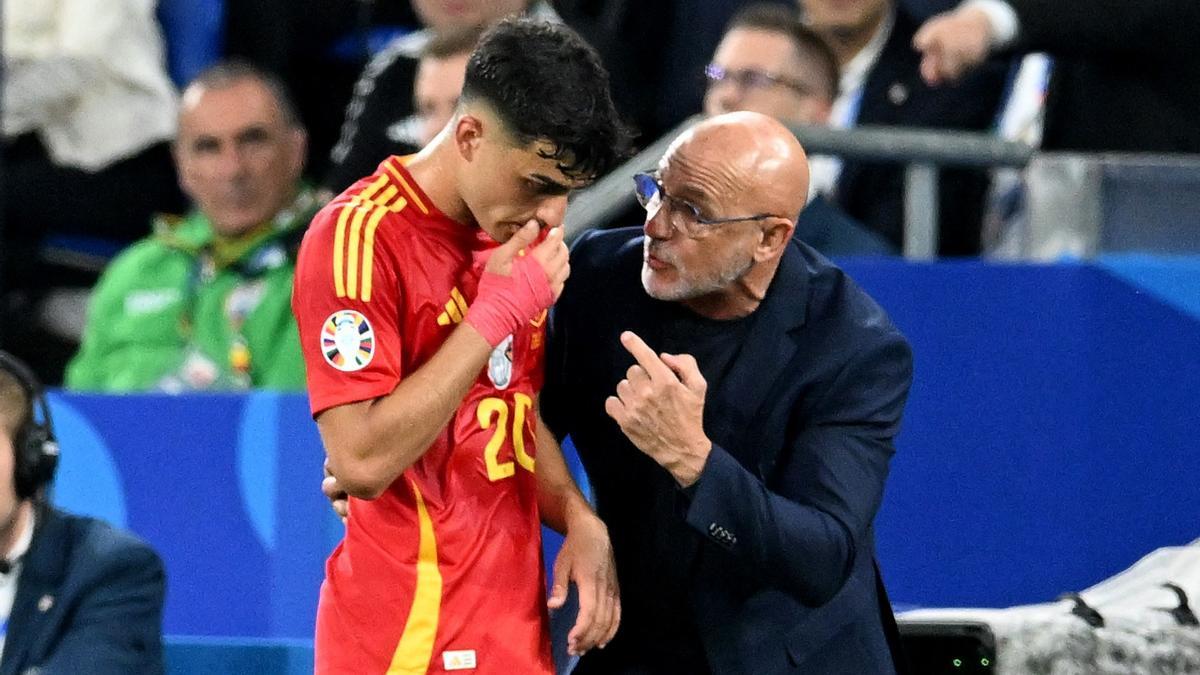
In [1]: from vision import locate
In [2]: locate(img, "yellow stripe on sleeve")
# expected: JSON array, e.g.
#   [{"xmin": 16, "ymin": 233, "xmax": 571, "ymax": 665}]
[
  {"xmin": 375, "ymin": 184, "xmax": 399, "ymax": 208},
  {"xmin": 449, "ymin": 287, "xmax": 468, "ymax": 315},
  {"xmin": 361, "ymin": 174, "xmax": 388, "ymax": 201},
  {"xmin": 360, "ymin": 205, "xmax": 389, "ymax": 302},
  {"xmin": 333, "ymin": 175, "xmax": 388, "ymax": 297},
  {"xmin": 385, "ymin": 161, "xmax": 430, "ymax": 215},
  {"xmin": 387, "ymin": 481, "xmax": 442, "ymax": 674},
  {"xmin": 345, "ymin": 205, "xmax": 370, "ymax": 300},
  {"xmin": 332, "ymin": 205, "xmax": 352, "ymax": 298}
]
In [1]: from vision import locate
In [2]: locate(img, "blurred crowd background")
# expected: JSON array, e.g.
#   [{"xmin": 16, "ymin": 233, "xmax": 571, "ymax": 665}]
[
  {"xmin": 6, "ymin": 0, "xmax": 1195, "ymax": 390},
  {"xmin": 3, "ymin": 3, "xmax": 1199, "ymax": 673}
]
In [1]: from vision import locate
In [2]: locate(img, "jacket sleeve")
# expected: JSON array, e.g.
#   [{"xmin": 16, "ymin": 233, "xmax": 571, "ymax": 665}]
[
  {"xmin": 40, "ymin": 543, "xmax": 167, "ymax": 675},
  {"xmin": 682, "ymin": 331, "xmax": 913, "ymax": 606}
]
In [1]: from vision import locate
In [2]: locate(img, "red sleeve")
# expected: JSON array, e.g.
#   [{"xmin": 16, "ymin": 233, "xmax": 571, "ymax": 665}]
[{"xmin": 292, "ymin": 200, "xmax": 406, "ymax": 416}]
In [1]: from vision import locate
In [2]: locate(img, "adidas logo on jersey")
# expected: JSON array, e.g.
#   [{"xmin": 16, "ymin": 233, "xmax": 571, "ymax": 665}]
[{"xmin": 437, "ymin": 288, "xmax": 470, "ymax": 326}]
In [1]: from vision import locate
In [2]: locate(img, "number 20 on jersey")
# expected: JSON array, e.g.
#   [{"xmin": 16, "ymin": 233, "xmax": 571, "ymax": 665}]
[{"xmin": 476, "ymin": 393, "xmax": 535, "ymax": 481}]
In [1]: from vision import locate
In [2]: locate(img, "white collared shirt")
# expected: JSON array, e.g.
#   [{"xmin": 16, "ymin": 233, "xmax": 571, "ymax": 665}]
[
  {"xmin": 0, "ymin": 510, "xmax": 36, "ymax": 662},
  {"xmin": 831, "ymin": 8, "xmax": 895, "ymax": 131},
  {"xmin": 809, "ymin": 8, "xmax": 896, "ymax": 198}
]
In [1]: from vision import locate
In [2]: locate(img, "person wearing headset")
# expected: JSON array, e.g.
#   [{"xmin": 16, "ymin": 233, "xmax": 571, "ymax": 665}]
[{"xmin": 0, "ymin": 352, "xmax": 166, "ymax": 675}]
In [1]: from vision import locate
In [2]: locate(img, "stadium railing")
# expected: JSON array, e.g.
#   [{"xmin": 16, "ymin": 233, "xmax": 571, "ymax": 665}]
[{"xmin": 564, "ymin": 118, "xmax": 1200, "ymax": 260}]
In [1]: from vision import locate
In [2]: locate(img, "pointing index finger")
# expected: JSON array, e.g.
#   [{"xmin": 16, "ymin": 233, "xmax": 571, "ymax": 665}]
[{"xmin": 620, "ymin": 331, "xmax": 673, "ymax": 381}]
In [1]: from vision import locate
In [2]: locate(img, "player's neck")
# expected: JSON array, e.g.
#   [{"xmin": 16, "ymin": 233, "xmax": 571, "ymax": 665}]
[{"xmin": 405, "ymin": 136, "xmax": 477, "ymax": 229}]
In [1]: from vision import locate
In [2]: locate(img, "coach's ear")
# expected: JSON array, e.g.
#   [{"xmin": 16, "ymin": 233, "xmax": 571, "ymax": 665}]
[
  {"xmin": 754, "ymin": 216, "xmax": 795, "ymax": 263},
  {"xmin": 454, "ymin": 113, "xmax": 484, "ymax": 162}
]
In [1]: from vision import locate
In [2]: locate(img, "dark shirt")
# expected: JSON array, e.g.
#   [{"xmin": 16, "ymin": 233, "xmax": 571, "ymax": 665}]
[{"xmin": 641, "ymin": 306, "xmax": 752, "ymax": 674}]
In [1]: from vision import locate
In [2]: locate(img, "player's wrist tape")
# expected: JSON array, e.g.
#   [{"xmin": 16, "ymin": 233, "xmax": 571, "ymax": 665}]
[{"xmin": 466, "ymin": 257, "xmax": 554, "ymax": 347}]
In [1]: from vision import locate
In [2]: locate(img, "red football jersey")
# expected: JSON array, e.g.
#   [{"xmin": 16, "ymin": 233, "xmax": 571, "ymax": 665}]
[{"xmin": 292, "ymin": 157, "xmax": 552, "ymax": 674}]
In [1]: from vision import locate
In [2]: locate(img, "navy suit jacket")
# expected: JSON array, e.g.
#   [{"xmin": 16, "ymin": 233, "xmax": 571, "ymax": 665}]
[
  {"xmin": 836, "ymin": 6, "xmax": 1008, "ymax": 255},
  {"xmin": 0, "ymin": 507, "xmax": 166, "ymax": 675},
  {"xmin": 544, "ymin": 228, "xmax": 913, "ymax": 674},
  {"xmin": 796, "ymin": 196, "xmax": 897, "ymax": 257}
]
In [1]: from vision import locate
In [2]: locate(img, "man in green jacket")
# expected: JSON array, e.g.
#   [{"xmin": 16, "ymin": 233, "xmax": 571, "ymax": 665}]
[{"xmin": 66, "ymin": 61, "xmax": 317, "ymax": 391}]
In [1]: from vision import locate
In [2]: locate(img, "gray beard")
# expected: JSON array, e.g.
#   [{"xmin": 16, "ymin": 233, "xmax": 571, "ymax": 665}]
[{"xmin": 641, "ymin": 250, "xmax": 754, "ymax": 302}]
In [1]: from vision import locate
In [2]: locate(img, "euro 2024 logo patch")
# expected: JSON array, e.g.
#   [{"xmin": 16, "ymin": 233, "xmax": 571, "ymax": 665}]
[{"xmin": 322, "ymin": 310, "xmax": 374, "ymax": 372}]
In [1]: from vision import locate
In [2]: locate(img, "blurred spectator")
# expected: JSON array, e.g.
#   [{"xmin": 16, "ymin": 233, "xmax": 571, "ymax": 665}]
[
  {"xmin": 705, "ymin": 6, "xmax": 840, "ymax": 128},
  {"xmin": 557, "ymin": 0, "xmax": 794, "ymax": 149},
  {"xmin": 66, "ymin": 62, "xmax": 317, "ymax": 392},
  {"xmin": 411, "ymin": 28, "xmax": 481, "ymax": 149},
  {"xmin": 704, "ymin": 3, "xmax": 895, "ymax": 255},
  {"xmin": 222, "ymin": 0, "xmax": 418, "ymax": 180},
  {"xmin": 0, "ymin": 351, "xmax": 165, "ymax": 674},
  {"xmin": 1, "ymin": 0, "xmax": 186, "ymax": 298},
  {"xmin": 316, "ymin": 25, "xmax": 481, "ymax": 204},
  {"xmin": 798, "ymin": 0, "xmax": 1009, "ymax": 254},
  {"xmin": 914, "ymin": 1, "xmax": 1200, "ymax": 153},
  {"xmin": 574, "ymin": 4, "xmax": 894, "ymax": 257},
  {"xmin": 324, "ymin": 0, "xmax": 550, "ymax": 193}
]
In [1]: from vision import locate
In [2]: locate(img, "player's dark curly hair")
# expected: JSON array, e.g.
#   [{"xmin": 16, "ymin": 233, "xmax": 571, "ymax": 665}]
[{"xmin": 462, "ymin": 18, "xmax": 632, "ymax": 182}]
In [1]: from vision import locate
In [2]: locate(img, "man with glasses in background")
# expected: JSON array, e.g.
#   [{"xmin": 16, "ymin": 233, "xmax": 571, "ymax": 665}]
[{"xmin": 702, "ymin": 3, "xmax": 894, "ymax": 256}]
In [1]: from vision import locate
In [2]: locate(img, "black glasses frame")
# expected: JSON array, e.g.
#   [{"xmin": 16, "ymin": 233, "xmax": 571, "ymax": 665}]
[{"xmin": 633, "ymin": 172, "xmax": 779, "ymax": 233}]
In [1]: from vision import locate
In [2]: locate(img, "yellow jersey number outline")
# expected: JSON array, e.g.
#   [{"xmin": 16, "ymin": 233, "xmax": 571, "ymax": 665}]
[{"xmin": 476, "ymin": 393, "xmax": 536, "ymax": 481}]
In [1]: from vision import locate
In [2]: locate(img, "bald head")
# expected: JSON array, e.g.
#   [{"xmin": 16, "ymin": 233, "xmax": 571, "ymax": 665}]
[
  {"xmin": 665, "ymin": 112, "xmax": 809, "ymax": 223},
  {"xmin": 642, "ymin": 112, "xmax": 810, "ymax": 318}
]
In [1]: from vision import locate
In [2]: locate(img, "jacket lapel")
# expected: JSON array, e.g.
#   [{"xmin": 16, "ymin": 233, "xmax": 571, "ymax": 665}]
[
  {"xmin": 1, "ymin": 508, "xmax": 69, "ymax": 675},
  {"xmin": 705, "ymin": 241, "xmax": 809, "ymax": 471}
]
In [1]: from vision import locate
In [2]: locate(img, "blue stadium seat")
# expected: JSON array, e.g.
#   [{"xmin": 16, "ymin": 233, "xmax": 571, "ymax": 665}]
[{"xmin": 157, "ymin": 0, "xmax": 225, "ymax": 87}]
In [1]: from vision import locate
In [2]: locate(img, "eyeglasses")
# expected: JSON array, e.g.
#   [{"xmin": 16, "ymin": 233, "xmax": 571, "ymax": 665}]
[
  {"xmin": 704, "ymin": 63, "xmax": 814, "ymax": 97},
  {"xmin": 633, "ymin": 172, "xmax": 777, "ymax": 236}
]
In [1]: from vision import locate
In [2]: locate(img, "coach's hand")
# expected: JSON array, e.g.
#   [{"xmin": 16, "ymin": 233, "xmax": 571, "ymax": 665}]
[
  {"xmin": 548, "ymin": 511, "xmax": 620, "ymax": 656},
  {"xmin": 606, "ymin": 331, "xmax": 712, "ymax": 488},
  {"xmin": 322, "ymin": 457, "xmax": 349, "ymax": 523}
]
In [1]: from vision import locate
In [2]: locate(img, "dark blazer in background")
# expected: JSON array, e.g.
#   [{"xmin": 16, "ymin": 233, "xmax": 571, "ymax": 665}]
[
  {"xmin": 835, "ymin": 6, "xmax": 1009, "ymax": 255},
  {"xmin": 544, "ymin": 228, "xmax": 914, "ymax": 674},
  {"xmin": 1008, "ymin": 0, "xmax": 1200, "ymax": 153},
  {"xmin": 797, "ymin": 196, "xmax": 898, "ymax": 257},
  {"xmin": 0, "ymin": 507, "xmax": 166, "ymax": 675}
]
